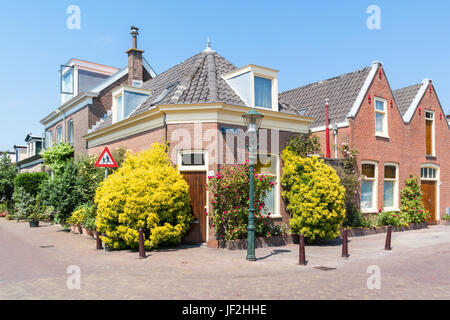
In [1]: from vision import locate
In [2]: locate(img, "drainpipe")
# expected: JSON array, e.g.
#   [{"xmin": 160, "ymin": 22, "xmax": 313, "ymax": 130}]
[
  {"xmin": 163, "ymin": 112, "xmax": 167, "ymax": 151},
  {"xmin": 62, "ymin": 112, "xmax": 67, "ymax": 143},
  {"xmin": 325, "ymin": 99, "xmax": 331, "ymax": 158}
]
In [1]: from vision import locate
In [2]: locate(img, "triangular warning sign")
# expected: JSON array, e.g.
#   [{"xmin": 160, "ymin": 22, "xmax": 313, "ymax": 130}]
[{"xmin": 94, "ymin": 147, "xmax": 118, "ymax": 168}]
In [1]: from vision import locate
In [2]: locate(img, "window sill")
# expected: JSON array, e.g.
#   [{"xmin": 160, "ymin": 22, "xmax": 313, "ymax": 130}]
[
  {"xmin": 375, "ymin": 133, "xmax": 390, "ymax": 139},
  {"xmin": 426, "ymin": 155, "xmax": 436, "ymax": 161},
  {"xmin": 361, "ymin": 208, "xmax": 378, "ymax": 214},
  {"xmin": 382, "ymin": 207, "xmax": 400, "ymax": 212}
]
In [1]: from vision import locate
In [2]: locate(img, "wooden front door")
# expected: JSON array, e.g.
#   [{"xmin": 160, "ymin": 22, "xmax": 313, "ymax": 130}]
[
  {"xmin": 181, "ymin": 172, "xmax": 207, "ymax": 243},
  {"xmin": 421, "ymin": 181, "xmax": 436, "ymax": 222}
]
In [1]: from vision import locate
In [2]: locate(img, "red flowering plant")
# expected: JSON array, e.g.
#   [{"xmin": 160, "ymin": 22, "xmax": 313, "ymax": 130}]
[
  {"xmin": 400, "ymin": 174, "xmax": 430, "ymax": 223},
  {"xmin": 207, "ymin": 162, "xmax": 275, "ymax": 240}
]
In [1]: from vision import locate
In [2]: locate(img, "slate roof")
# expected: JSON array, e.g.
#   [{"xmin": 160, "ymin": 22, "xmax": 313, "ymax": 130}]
[
  {"xmin": 279, "ymin": 66, "xmax": 372, "ymax": 128},
  {"xmin": 91, "ymin": 50, "xmax": 246, "ymax": 132},
  {"xmin": 392, "ymin": 83, "xmax": 422, "ymax": 116}
]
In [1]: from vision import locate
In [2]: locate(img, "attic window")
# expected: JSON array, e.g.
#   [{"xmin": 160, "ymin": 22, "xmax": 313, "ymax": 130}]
[
  {"xmin": 254, "ymin": 76, "xmax": 272, "ymax": 109},
  {"xmin": 112, "ymin": 86, "xmax": 151, "ymax": 123},
  {"xmin": 153, "ymin": 84, "xmax": 177, "ymax": 105},
  {"xmin": 222, "ymin": 65, "xmax": 278, "ymax": 111}
]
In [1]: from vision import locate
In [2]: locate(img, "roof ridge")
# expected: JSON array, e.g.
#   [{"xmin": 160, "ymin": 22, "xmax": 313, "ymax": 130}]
[
  {"xmin": 392, "ymin": 83, "xmax": 422, "ymax": 92},
  {"xmin": 280, "ymin": 65, "xmax": 371, "ymax": 96},
  {"xmin": 169, "ymin": 52, "xmax": 206, "ymax": 104},
  {"xmin": 206, "ymin": 52, "xmax": 218, "ymax": 102}
]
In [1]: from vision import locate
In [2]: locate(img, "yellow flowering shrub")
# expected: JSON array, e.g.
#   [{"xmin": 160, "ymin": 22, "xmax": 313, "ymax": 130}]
[
  {"xmin": 94, "ymin": 143, "xmax": 192, "ymax": 249},
  {"xmin": 281, "ymin": 147, "xmax": 346, "ymax": 242}
]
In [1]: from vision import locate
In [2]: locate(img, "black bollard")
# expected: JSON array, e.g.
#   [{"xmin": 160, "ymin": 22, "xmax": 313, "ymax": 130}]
[
  {"xmin": 385, "ymin": 225, "xmax": 392, "ymax": 250},
  {"xmin": 299, "ymin": 234, "xmax": 306, "ymax": 265},
  {"xmin": 139, "ymin": 227, "xmax": 146, "ymax": 259},
  {"xmin": 342, "ymin": 228, "xmax": 349, "ymax": 258},
  {"xmin": 96, "ymin": 231, "xmax": 103, "ymax": 250}
]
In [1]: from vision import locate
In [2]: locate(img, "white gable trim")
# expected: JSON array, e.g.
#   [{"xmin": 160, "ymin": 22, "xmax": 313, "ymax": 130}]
[
  {"xmin": 403, "ymin": 79, "xmax": 430, "ymax": 123},
  {"xmin": 346, "ymin": 61, "xmax": 380, "ymax": 119},
  {"xmin": 309, "ymin": 121, "xmax": 349, "ymax": 132},
  {"xmin": 143, "ymin": 57, "xmax": 157, "ymax": 78},
  {"xmin": 91, "ymin": 67, "xmax": 128, "ymax": 93}
]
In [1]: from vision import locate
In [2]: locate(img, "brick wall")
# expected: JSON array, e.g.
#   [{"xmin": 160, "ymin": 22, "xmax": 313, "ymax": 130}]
[
  {"xmin": 311, "ymin": 65, "xmax": 450, "ymax": 219},
  {"xmin": 88, "ymin": 121, "xmax": 298, "ymax": 241}
]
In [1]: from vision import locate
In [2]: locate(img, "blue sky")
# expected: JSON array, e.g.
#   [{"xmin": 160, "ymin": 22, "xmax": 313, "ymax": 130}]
[{"xmin": 1, "ymin": 0, "xmax": 449, "ymax": 151}]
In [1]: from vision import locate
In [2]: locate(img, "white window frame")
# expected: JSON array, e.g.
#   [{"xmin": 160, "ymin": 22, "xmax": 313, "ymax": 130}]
[
  {"xmin": 383, "ymin": 162, "xmax": 399, "ymax": 211},
  {"xmin": 255, "ymin": 153, "xmax": 280, "ymax": 218},
  {"xmin": 67, "ymin": 120, "xmax": 74, "ymax": 146},
  {"xmin": 112, "ymin": 86, "xmax": 151, "ymax": 124},
  {"xmin": 177, "ymin": 150, "xmax": 208, "ymax": 172},
  {"xmin": 425, "ymin": 110, "xmax": 435, "ymax": 156},
  {"xmin": 374, "ymin": 97, "xmax": 389, "ymax": 138},
  {"xmin": 253, "ymin": 74, "xmax": 274, "ymax": 110},
  {"xmin": 46, "ymin": 131, "xmax": 53, "ymax": 149},
  {"xmin": 56, "ymin": 126, "xmax": 63, "ymax": 143},
  {"xmin": 361, "ymin": 160, "xmax": 378, "ymax": 213},
  {"xmin": 222, "ymin": 64, "xmax": 279, "ymax": 111}
]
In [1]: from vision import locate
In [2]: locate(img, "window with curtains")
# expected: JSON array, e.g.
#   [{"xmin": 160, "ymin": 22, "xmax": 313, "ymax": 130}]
[
  {"xmin": 255, "ymin": 154, "xmax": 279, "ymax": 216},
  {"xmin": 68, "ymin": 120, "xmax": 74, "ymax": 146},
  {"xmin": 374, "ymin": 97, "xmax": 388, "ymax": 137},
  {"xmin": 254, "ymin": 76, "xmax": 272, "ymax": 109},
  {"xmin": 56, "ymin": 126, "xmax": 62, "ymax": 143},
  {"xmin": 361, "ymin": 162, "xmax": 377, "ymax": 211},
  {"xmin": 383, "ymin": 164, "xmax": 398, "ymax": 210}
]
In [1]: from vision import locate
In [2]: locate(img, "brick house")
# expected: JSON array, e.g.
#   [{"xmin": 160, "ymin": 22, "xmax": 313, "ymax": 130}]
[
  {"xmin": 84, "ymin": 36, "xmax": 313, "ymax": 245},
  {"xmin": 279, "ymin": 61, "xmax": 450, "ymax": 222},
  {"xmin": 39, "ymin": 27, "xmax": 156, "ymax": 157}
]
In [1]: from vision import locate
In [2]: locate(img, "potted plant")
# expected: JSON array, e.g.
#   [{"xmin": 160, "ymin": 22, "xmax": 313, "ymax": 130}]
[
  {"xmin": 82, "ymin": 216, "xmax": 96, "ymax": 238},
  {"xmin": 28, "ymin": 211, "xmax": 41, "ymax": 228}
]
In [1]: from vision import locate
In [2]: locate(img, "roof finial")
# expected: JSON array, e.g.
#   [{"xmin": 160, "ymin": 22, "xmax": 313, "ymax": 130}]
[{"xmin": 204, "ymin": 36, "xmax": 214, "ymax": 52}]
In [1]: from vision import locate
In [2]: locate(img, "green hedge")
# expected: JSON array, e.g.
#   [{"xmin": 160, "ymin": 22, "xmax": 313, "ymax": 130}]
[{"xmin": 14, "ymin": 172, "xmax": 48, "ymax": 197}]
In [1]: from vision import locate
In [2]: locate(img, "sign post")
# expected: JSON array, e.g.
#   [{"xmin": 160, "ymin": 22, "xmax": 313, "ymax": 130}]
[{"xmin": 94, "ymin": 147, "xmax": 118, "ymax": 182}]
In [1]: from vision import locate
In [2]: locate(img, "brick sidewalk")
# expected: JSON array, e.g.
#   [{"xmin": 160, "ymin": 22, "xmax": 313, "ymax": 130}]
[{"xmin": 0, "ymin": 218, "xmax": 449, "ymax": 299}]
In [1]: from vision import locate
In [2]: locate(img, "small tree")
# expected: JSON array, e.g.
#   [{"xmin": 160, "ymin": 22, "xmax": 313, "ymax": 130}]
[
  {"xmin": 42, "ymin": 143, "xmax": 74, "ymax": 176},
  {"xmin": 281, "ymin": 148, "xmax": 346, "ymax": 242},
  {"xmin": 13, "ymin": 172, "xmax": 47, "ymax": 197},
  {"xmin": 95, "ymin": 143, "xmax": 192, "ymax": 250},
  {"xmin": 286, "ymin": 131, "xmax": 321, "ymax": 158},
  {"xmin": 40, "ymin": 161, "xmax": 81, "ymax": 224},
  {"xmin": 207, "ymin": 162, "xmax": 275, "ymax": 240},
  {"xmin": 400, "ymin": 175, "xmax": 430, "ymax": 223},
  {"xmin": 0, "ymin": 153, "xmax": 18, "ymax": 204}
]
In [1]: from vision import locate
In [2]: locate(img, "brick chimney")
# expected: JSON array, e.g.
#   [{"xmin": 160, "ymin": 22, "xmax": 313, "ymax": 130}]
[{"xmin": 126, "ymin": 26, "xmax": 144, "ymax": 86}]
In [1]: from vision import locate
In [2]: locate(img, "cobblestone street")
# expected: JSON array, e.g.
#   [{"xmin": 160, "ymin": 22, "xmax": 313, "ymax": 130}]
[{"xmin": 0, "ymin": 218, "xmax": 449, "ymax": 300}]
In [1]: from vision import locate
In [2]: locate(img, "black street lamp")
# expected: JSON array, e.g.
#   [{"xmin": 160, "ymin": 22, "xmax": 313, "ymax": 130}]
[{"xmin": 242, "ymin": 108, "xmax": 264, "ymax": 261}]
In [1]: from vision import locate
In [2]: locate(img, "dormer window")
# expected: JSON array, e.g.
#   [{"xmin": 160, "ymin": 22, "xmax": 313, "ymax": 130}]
[
  {"xmin": 61, "ymin": 66, "xmax": 74, "ymax": 103},
  {"xmin": 254, "ymin": 76, "xmax": 272, "ymax": 109},
  {"xmin": 223, "ymin": 64, "xmax": 278, "ymax": 111},
  {"xmin": 112, "ymin": 86, "xmax": 151, "ymax": 123}
]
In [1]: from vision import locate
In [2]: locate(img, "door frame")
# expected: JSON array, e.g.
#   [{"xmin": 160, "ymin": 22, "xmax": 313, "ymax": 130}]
[
  {"xmin": 420, "ymin": 163, "xmax": 440, "ymax": 221},
  {"xmin": 177, "ymin": 150, "xmax": 209, "ymax": 242}
]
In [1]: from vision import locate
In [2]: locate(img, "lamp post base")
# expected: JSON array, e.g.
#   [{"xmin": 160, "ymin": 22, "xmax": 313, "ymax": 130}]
[{"xmin": 246, "ymin": 255, "xmax": 256, "ymax": 262}]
